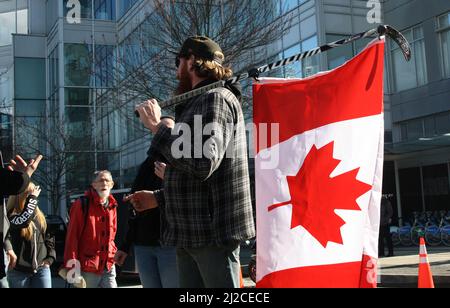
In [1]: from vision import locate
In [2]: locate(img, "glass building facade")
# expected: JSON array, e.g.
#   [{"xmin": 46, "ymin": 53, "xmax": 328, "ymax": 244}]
[
  {"xmin": 0, "ymin": 0, "xmax": 28, "ymax": 162},
  {"xmin": 2, "ymin": 0, "xmax": 450, "ymax": 218}
]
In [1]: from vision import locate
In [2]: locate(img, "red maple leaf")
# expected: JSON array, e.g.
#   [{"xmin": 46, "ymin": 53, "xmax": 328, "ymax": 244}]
[{"xmin": 268, "ymin": 142, "xmax": 372, "ymax": 248}]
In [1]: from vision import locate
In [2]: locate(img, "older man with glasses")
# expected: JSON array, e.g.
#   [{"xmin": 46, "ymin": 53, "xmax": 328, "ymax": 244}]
[{"xmin": 61, "ymin": 170, "xmax": 119, "ymax": 288}]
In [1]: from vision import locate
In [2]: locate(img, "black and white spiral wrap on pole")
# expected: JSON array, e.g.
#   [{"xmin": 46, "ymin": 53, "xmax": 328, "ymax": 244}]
[{"xmin": 135, "ymin": 25, "xmax": 411, "ymax": 115}]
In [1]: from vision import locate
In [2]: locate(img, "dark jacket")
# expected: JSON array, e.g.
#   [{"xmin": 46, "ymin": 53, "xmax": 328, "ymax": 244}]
[
  {"xmin": 380, "ymin": 198, "xmax": 393, "ymax": 226},
  {"xmin": 1, "ymin": 169, "xmax": 30, "ymax": 239},
  {"xmin": 120, "ymin": 154, "xmax": 165, "ymax": 253},
  {"xmin": 1, "ymin": 168, "xmax": 30, "ymax": 279},
  {"xmin": 151, "ymin": 80, "xmax": 255, "ymax": 248},
  {"xmin": 63, "ymin": 189, "xmax": 118, "ymax": 275},
  {"xmin": 5, "ymin": 205, "xmax": 56, "ymax": 274}
]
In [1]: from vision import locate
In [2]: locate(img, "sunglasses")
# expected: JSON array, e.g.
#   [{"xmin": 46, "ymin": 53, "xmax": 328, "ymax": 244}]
[{"xmin": 175, "ymin": 53, "xmax": 191, "ymax": 68}]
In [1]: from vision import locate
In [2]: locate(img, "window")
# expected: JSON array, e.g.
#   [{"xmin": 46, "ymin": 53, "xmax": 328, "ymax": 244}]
[
  {"xmin": 15, "ymin": 100, "xmax": 45, "ymax": 117},
  {"xmin": 438, "ymin": 12, "xmax": 450, "ymax": 78},
  {"xmin": 15, "ymin": 58, "xmax": 46, "ymax": 100},
  {"xmin": 301, "ymin": 36, "xmax": 318, "ymax": 77},
  {"xmin": 64, "ymin": 44, "xmax": 92, "ymax": 87},
  {"xmin": 0, "ymin": 67, "xmax": 13, "ymax": 107},
  {"xmin": 94, "ymin": 0, "xmax": 115, "ymax": 20},
  {"xmin": 399, "ymin": 118, "xmax": 423, "ymax": 141},
  {"xmin": 326, "ymin": 34, "xmax": 372, "ymax": 70},
  {"xmin": 281, "ymin": 36, "xmax": 318, "ymax": 78},
  {"xmin": 327, "ymin": 34, "xmax": 354, "ymax": 69},
  {"xmin": 95, "ymin": 45, "xmax": 115, "ymax": 88},
  {"xmin": 422, "ymin": 164, "xmax": 450, "ymax": 212},
  {"xmin": 64, "ymin": 0, "xmax": 92, "ymax": 19},
  {"xmin": 391, "ymin": 26, "xmax": 427, "ymax": 92},
  {"xmin": 399, "ymin": 167, "xmax": 423, "ymax": 215},
  {"xmin": 65, "ymin": 88, "xmax": 90, "ymax": 106},
  {"xmin": 16, "ymin": 9, "xmax": 27, "ymax": 33},
  {"xmin": 118, "ymin": 0, "xmax": 139, "ymax": 19},
  {"xmin": 0, "ymin": 9, "xmax": 27, "ymax": 46},
  {"xmin": 66, "ymin": 152, "xmax": 95, "ymax": 192},
  {"xmin": 65, "ymin": 106, "xmax": 93, "ymax": 150},
  {"xmin": 267, "ymin": 53, "xmax": 284, "ymax": 78},
  {"xmin": 283, "ymin": 44, "xmax": 301, "ymax": 77},
  {"xmin": 281, "ymin": 0, "xmax": 298, "ymax": 14},
  {"xmin": 399, "ymin": 112, "xmax": 450, "ymax": 141},
  {"xmin": 0, "ymin": 11, "xmax": 15, "ymax": 46},
  {"xmin": 48, "ymin": 47, "xmax": 59, "ymax": 95}
]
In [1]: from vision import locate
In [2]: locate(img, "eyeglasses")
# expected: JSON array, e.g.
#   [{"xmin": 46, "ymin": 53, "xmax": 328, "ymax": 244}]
[{"xmin": 94, "ymin": 178, "xmax": 113, "ymax": 184}]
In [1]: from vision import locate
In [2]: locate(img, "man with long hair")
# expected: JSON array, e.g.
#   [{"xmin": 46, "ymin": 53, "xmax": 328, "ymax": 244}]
[{"xmin": 128, "ymin": 36, "xmax": 255, "ymax": 288}]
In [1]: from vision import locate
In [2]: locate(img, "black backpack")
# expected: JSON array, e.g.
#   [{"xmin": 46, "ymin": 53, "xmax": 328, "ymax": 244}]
[{"xmin": 67, "ymin": 195, "xmax": 90, "ymax": 236}]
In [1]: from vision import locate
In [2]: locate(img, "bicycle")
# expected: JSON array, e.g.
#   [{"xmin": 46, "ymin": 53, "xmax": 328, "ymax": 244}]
[
  {"xmin": 440, "ymin": 211, "xmax": 450, "ymax": 247},
  {"xmin": 397, "ymin": 217, "xmax": 413, "ymax": 246},
  {"xmin": 410, "ymin": 212, "xmax": 426, "ymax": 246},
  {"xmin": 424, "ymin": 211, "xmax": 442, "ymax": 246},
  {"xmin": 390, "ymin": 225, "xmax": 401, "ymax": 246}
]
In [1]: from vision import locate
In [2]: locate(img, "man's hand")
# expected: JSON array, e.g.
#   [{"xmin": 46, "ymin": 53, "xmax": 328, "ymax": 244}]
[
  {"xmin": 8, "ymin": 154, "xmax": 43, "ymax": 178},
  {"xmin": 123, "ymin": 191, "xmax": 158, "ymax": 212},
  {"xmin": 135, "ymin": 99, "xmax": 162, "ymax": 134},
  {"xmin": 7, "ymin": 250, "xmax": 17, "ymax": 270},
  {"xmin": 154, "ymin": 161, "xmax": 167, "ymax": 180},
  {"xmin": 114, "ymin": 250, "xmax": 128, "ymax": 266}
]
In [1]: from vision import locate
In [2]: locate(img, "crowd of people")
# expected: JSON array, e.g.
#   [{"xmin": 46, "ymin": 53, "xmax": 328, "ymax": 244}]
[{"xmin": 1, "ymin": 36, "xmax": 255, "ymax": 288}]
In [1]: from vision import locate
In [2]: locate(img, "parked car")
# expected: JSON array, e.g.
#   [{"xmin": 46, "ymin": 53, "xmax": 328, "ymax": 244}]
[{"xmin": 45, "ymin": 214, "xmax": 67, "ymax": 276}]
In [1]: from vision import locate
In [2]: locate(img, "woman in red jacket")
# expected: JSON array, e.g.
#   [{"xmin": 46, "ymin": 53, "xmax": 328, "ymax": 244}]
[{"xmin": 62, "ymin": 170, "xmax": 118, "ymax": 288}]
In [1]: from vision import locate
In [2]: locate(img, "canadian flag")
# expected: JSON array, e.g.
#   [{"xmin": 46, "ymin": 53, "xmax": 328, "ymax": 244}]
[{"xmin": 253, "ymin": 39, "xmax": 385, "ymax": 288}]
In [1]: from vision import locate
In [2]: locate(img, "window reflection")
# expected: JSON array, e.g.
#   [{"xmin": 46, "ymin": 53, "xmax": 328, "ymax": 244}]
[
  {"xmin": 63, "ymin": 0, "xmax": 115, "ymax": 20},
  {"xmin": 64, "ymin": 44, "xmax": 91, "ymax": 87},
  {"xmin": 0, "ymin": 9, "xmax": 27, "ymax": 46}
]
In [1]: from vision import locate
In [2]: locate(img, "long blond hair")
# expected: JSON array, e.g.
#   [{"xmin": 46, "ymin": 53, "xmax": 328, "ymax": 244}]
[
  {"xmin": 192, "ymin": 51, "xmax": 233, "ymax": 81},
  {"xmin": 7, "ymin": 182, "xmax": 46, "ymax": 241}
]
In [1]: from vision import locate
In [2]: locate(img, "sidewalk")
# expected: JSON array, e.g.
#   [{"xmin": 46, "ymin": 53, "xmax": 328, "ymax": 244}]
[
  {"xmin": 378, "ymin": 246, "xmax": 450, "ymax": 287},
  {"xmin": 240, "ymin": 245, "xmax": 450, "ymax": 288},
  {"xmin": 52, "ymin": 246, "xmax": 449, "ymax": 288}
]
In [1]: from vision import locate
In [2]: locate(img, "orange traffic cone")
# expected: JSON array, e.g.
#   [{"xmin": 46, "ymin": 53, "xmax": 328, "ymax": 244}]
[
  {"xmin": 239, "ymin": 268, "xmax": 244, "ymax": 288},
  {"xmin": 418, "ymin": 237, "xmax": 434, "ymax": 288}
]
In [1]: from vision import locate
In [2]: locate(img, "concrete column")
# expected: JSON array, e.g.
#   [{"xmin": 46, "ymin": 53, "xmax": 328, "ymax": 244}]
[
  {"xmin": 394, "ymin": 160, "xmax": 403, "ymax": 226},
  {"xmin": 419, "ymin": 166, "xmax": 426, "ymax": 212}
]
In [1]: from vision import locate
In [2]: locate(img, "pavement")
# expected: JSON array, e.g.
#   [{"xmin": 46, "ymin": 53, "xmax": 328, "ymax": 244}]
[
  {"xmin": 378, "ymin": 246, "xmax": 450, "ymax": 287},
  {"xmin": 51, "ymin": 245, "xmax": 450, "ymax": 288}
]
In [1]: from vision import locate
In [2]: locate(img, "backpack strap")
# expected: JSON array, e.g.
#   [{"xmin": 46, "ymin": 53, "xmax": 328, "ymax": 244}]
[{"xmin": 79, "ymin": 196, "xmax": 90, "ymax": 236}]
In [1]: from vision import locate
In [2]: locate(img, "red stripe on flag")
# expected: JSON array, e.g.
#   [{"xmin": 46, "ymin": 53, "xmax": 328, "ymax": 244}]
[
  {"xmin": 256, "ymin": 261, "xmax": 363, "ymax": 288},
  {"xmin": 359, "ymin": 254, "xmax": 378, "ymax": 288},
  {"xmin": 253, "ymin": 41, "xmax": 384, "ymax": 154}
]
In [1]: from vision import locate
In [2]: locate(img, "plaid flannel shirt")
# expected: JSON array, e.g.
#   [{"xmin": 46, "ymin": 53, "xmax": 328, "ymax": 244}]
[{"xmin": 151, "ymin": 84, "xmax": 255, "ymax": 248}]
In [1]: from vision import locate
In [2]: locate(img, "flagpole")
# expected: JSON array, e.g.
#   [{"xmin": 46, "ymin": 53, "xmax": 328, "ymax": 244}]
[{"xmin": 135, "ymin": 25, "xmax": 411, "ymax": 115}]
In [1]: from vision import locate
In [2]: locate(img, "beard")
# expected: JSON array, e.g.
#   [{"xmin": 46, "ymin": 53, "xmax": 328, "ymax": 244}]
[
  {"xmin": 96, "ymin": 189, "xmax": 111, "ymax": 199},
  {"xmin": 176, "ymin": 64, "xmax": 192, "ymax": 95}
]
